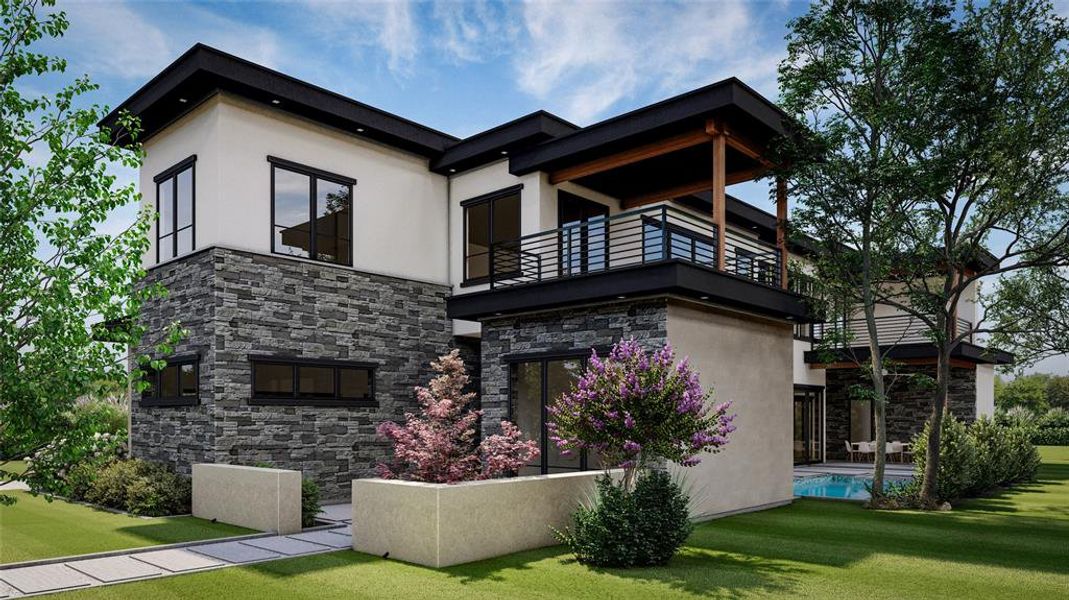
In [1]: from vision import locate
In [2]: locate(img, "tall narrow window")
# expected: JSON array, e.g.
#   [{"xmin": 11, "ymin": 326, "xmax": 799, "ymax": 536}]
[
  {"xmin": 462, "ymin": 185, "xmax": 522, "ymax": 282},
  {"xmin": 155, "ymin": 156, "xmax": 196, "ymax": 263},
  {"xmin": 269, "ymin": 157, "xmax": 354, "ymax": 266}
]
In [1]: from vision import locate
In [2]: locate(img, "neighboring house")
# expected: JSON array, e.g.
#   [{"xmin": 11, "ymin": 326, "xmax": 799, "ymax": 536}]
[{"xmin": 103, "ymin": 44, "xmax": 1007, "ymax": 513}]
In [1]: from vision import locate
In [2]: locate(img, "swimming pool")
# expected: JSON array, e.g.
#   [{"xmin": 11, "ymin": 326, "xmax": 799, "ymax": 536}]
[{"xmin": 793, "ymin": 474, "xmax": 910, "ymax": 501}]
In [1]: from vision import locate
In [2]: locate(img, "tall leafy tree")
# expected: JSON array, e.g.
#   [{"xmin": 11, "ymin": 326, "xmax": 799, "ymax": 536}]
[
  {"xmin": 875, "ymin": 0, "xmax": 1069, "ymax": 506},
  {"xmin": 0, "ymin": 0, "xmax": 177, "ymax": 501},
  {"xmin": 986, "ymin": 268, "xmax": 1069, "ymax": 368},
  {"xmin": 777, "ymin": 0, "xmax": 928, "ymax": 502}
]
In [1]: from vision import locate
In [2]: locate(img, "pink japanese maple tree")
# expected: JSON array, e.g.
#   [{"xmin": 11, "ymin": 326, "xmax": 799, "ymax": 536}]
[{"xmin": 377, "ymin": 349, "xmax": 539, "ymax": 483}]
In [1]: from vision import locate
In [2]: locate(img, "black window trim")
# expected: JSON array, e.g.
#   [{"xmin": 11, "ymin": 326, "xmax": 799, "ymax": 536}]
[
  {"xmin": 507, "ymin": 351, "xmax": 595, "ymax": 474},
  {"xmin": 140, "ymin": 354, "xmax": 200, "ymax": 408},
  {"xmin": 640, "ymin": 214, "xmax": 717, "ymax": 266},
  {"xmin": 461, "ymin": 184, "xmax": 523, "ymax": 284},
  {"xmin": 155, "ymin": 155, "xmax": 196, "ymax": 264},
  {"xmin": 268, "ymin": 156, "xmax": 356, "ymax": 267},
  {"xmin": 249, "ymin": 355, "xmax": 377, "ymax": 407}
]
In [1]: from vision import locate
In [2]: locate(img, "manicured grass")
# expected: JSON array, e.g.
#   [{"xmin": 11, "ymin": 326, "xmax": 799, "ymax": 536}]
[
  {"xmin": 61, "ymin": 447, "xmax": 1069, "ymax": 599},
  {"xmin": 0, "ymin": 491, "xmax": 253, "ymax": 564},
  {"xmin": 0, "ymin": 460, "xmax": 27, "ymax": 478}
]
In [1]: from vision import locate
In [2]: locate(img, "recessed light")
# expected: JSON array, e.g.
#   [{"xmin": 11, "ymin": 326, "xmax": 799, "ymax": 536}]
[
  {"xmin": 178, "ymin": 97, "xmax": 188, "ymax": 104},
  {"xmin": 500, "ymin": 150, "xmax": 508, "ymax": 155},
  {"xmin": 699, "ymin": 295, "xmax": 710, "ymax": 300},
  {"xmin": 271, "ymin": 99, "xmax": 281, "ymax": 105},
  {"xmin": 494, "ymin": 312, "xmax": 503, "ymax": 316},
  {"xmin": 616, "ymin": 295, "xmax": 627, "ymax": 300},
  {"xmin": 449, "ymin": 168, "xmax": 456, "ymax": 173},
  {"xmin": 356, "ymin": 128, "xmax": 365, "ymax": 133}
]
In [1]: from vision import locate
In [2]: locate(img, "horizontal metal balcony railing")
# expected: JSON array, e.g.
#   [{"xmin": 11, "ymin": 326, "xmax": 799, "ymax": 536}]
[
  {"xmin": 477, "ymin": 204, "xmax": 783, "ymax": 290},
  {"xmin": 810, "ymin": 314, "xmax": 974, "ymax": 348}
]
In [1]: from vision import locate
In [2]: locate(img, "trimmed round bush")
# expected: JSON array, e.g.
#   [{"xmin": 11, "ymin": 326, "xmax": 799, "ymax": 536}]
[
  {"xmin": 1032, "ymin": 427, "xmax": 1069, "ymax": 446},
  {"xmin": 555, "ymin": 471, "xmax": 692, "ymax": 568},
  {"xmin": 911, "ymin": 416, "xmax": 979, "ymax": 502},
  {"xmin": 301, "ymin": 478, "xmax": 321, "ymax": 527},
  {"xmin": 85, "ymin": 459, "xmax": 190, "ymax": 516}
]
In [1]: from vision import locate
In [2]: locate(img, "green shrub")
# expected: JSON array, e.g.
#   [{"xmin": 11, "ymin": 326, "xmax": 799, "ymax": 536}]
[
  {"xmin": 1004, "ymin": 426, "xmax": 1042, "ymax": 482},
  {"xmin": 1032, "ymin": 426, "xmax": 1069, "ymax": 445},
  {"xmin": 911, "ymin": 416, "xmax": 978, "ymax": 502},
  {"xmin": 556, "ymin": 471, "xmax": 692, "ymax": 568},
  {"xmin": 73, "ymin": 399, "xmax": 129, "ymax": 436},
  {"xmin": 85, "ymin": 459, "xmax": 190, "ymax": 516},
  {"xmin": 301, "ymin": 478, "xmax": 321, "ymax": 527},
  {"xmin": 970, "ymin": 417, "xmax": 1014, "ymax": 492}
]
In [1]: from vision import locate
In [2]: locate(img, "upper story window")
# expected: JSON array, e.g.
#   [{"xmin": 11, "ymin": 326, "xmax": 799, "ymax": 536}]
[
  {"xmin": 155, "ymin": 156, "xmax": 196, "ymax": 263},
  {"xmin": 463, "ymin": 185, "xmax": 522, "ymax": 282},
  {"xmin": 269, "ymin": 156, "xmax": 355, "ymax": 267}
]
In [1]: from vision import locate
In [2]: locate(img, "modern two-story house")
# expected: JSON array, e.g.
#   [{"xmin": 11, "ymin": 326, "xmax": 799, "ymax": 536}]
[{"xmin": 104, "ymin": 45, "xmax": 1008, "ymax": 515}]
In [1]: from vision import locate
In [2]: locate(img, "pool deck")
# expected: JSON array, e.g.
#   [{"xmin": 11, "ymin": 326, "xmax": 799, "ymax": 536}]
[{"xmin": 794, "ymin": 461, "xmax": 914, "ymax": 479}]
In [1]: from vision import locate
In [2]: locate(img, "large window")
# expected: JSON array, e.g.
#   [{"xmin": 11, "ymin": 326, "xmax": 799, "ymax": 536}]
[
  {"xmin": 155, "ymin": 156, "xmax": 196, "ymax": 262},
  {"xmin": 462, "ymin": 185, "xmax": 522, "ymax": 282},
  {"xmin": 270, "ymin": 156, "xmax": 354, "ymax": 266},
  {"xmin": 250, "ymin": 357, "xmax": 375, "ymax": 406},
  {"xmin": 141, "ymin": 357, "xmax": 199, "ymax": 407},
  {"xmin": 509, "ymin": 352, "xmax": 599, "ymax": 475}
]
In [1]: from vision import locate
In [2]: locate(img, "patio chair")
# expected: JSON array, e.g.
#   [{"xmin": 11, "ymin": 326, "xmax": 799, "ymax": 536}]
[
  {"xmin": 887, "ymin": 441, "xmax": 904, "ymax": 463},
  {"xmin": 856, "ymin": 441, "xmax": 876, "ymax": 462},
  {"xmin": 844, "ymin": 440, "xmax": 857, "ymax": 462}
]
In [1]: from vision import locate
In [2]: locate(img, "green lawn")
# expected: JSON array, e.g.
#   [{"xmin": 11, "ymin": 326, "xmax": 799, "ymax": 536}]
[
  {"xmin": 0, "ymin": 491, "xmax": 253, "ymax": 564},
  {"xmin": 0, "ymin": 459, "xmax": 27, "ymax": 478},
  {"xmin": 52, "ymin": 447, "xmax": 1069, "ymax": 599}
]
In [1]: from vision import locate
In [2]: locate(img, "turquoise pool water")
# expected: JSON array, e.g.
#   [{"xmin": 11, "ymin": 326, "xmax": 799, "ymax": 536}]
[{"xmin": 793, "ymin": 474, "xmax": 909, "ymax": 500}]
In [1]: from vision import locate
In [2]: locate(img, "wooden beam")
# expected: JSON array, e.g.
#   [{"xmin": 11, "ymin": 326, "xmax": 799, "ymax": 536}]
[
  {"xmin": 548, "ymin": 128, "xmax": 712, "ymax": 184},
  {"xmin": 707, "ymin": 118, "xmax": 773, "ymax": 167},
  {"xmin": 712, "ymin": 135, "xmax": 727, "ymax": 270},
  {"xmin": 620, "ymin": 167, "xmax": 770, "ymax": 209},
  {"xmin": 776, "ymin": 178, "xmax": 789, "ymax": 290}
]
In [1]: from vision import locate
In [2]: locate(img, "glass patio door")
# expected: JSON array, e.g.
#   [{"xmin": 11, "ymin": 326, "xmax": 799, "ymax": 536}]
[
  {"xmin": 510, "ymin": 355, "xmax": 594, "ymax": 475},
  {"xmin": 559, "ymin": 192, "xmax": 609, "ymax": 276},
  {"xmin": 793, "ymin": 386, "xmax": 824, "ymax": 464}
]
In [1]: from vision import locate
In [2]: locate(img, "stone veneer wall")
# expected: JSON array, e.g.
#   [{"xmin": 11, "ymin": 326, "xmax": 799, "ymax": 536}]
[
  {"xmin": 478, "ymin": 300, "xmax": 669, "ymax": 439},
  {"xmin": 133, "ymin": 247, "xmax": 453, "ymax": 500},
  {"xmin": 824, "ymin": 363, "xmax": 978, "ymax": 460}
]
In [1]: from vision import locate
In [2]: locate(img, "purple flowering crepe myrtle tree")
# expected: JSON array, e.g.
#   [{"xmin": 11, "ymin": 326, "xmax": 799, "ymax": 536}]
[
  {"xmin": 377, "ymin": 349, "xmax": 539, "ymax": 484},
  {"xmin": 548, "ymin": 338, "xmax": 736, "ymax": 492}
]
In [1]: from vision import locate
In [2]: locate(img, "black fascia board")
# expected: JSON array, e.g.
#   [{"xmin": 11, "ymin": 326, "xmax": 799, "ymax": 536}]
[
  {"xmin": 507, "ymin": 78, "xmax": 789, "ymax": 176},
  {"xmin": 445, "ymin": 261, "xmax": 812, "ymax": 322},
  {"xmin": 803, "ymin": 343, "xmax": 1015, "ymax": 366},
  {"xmin": 99, "ymin": 43, "xmax": 458, "ymax": 157},
  {"xmin": 431, "ymin": 111, "xmax": 579, "ymax": 175}
]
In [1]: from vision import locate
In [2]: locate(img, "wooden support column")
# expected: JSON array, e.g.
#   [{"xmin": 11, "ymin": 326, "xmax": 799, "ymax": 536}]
[
  {"xmin": 776, "ymin": 178, "xmax": 789, "ymax": 290},
  {"xmin": 710, "ymin": 122, "xmax": 727, "ymax": 270}
]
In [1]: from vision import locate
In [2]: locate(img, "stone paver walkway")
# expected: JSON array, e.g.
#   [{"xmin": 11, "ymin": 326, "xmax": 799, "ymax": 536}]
[
  {"xmin": 0, "ymin": 515, "xmax": 353, "ymax": 598},
  {"xmin": 793, "ymin": 461, "xmax": 914, "ymax": 479}
]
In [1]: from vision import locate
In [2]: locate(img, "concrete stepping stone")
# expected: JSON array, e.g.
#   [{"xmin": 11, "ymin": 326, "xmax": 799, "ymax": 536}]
[
  {"xmin": 132, "ymin": 548, "xmax": 225, "ymax": 573},
  {"xmin": 189, "ymin": 541, "xmax": 282, "ymax": 564},
  {"xmin": 0, "ymin": 580, "xmax": 17, "ymax": 599},
  {"xmin": 68, "ymin": 555, "xmax": 165, "ymax": 583},
  {"xmin": 240, "ymin": 537, "xmax": 332, "ymax": 556},
  {"xmin": 287, "ymin": 530, "xmax": 353, "ymax": 549},
  {"xmin": 0, "ymin": 563, "xmax": 95, "ymax": 594}
]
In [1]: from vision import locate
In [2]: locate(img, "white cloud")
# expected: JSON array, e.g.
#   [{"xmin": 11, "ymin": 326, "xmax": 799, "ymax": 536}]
[
  {"xmin": 513, "ymin": 0, "xmax": 783, "ymax": 123},
  {"xmin": 433, "ymin": 0, "xmax": 519, "ymax": 63},
  {"xmin": 58, "ymin": 0, "xmax": 172, "ymax": 79},
  {"xmin": 301, "ymin": 0, "xmax": 419, "ymax": 76}
]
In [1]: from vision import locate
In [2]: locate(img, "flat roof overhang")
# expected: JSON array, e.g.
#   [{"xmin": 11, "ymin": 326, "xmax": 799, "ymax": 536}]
[
  {"xmin": 804, "ymin": 343, "xmax": 1015, "ymax": 366},
  {"xmin": 508, "ymin": 78, "xmax": 788, "ymax": 178},
  {"xmin": 99, "ymin": 44, "xmax": 458, "ymax": 156},
  {"xmin": 446, "ymin": 261, "xmax": 814, "ymax": 322}
]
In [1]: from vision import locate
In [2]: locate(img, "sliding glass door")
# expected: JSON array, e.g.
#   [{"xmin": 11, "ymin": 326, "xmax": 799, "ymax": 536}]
[
  {"xmin": 793, "ymin": 386, "xmax": 824, "ymax": 464},
  {"xmin": 509, "ymin": 355, "xmax": 595, "ymax": 475}
]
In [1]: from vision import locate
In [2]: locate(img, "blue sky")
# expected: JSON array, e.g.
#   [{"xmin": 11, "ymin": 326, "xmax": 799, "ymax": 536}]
[{"xmin": 35, "ymin": 0, "xmax": 1069, "ymax": 375}]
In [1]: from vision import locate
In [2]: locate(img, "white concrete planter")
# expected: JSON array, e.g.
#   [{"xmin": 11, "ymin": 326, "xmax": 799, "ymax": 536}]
[
  {"xmin": 192, "ymin": 464, "xmax": 302, "ymax": 534},
  {"xmin": 352, "ymin": 471, "xmax": 618, "ymax": 568}
]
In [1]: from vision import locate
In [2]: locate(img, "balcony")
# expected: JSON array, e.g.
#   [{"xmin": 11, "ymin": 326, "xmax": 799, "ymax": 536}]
[
  {"xmin": 448, "ymin": 204, "xmax": 811, "ymax": 322},
  {"xmin": 808, "ymin": 315, "xmax": 974, "ymax": 347},
  {"xmin": 802, "ymin": 314, "xmax": 1014, "ymax": 366},
  {"xmin": 480, "ymin": 204, "xmax": 783, "ymax": 290}
]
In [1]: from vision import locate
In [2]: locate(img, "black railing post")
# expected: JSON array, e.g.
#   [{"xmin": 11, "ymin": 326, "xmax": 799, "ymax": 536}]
[
  {"xmin": 488, "ymin": 243, "xmax": 496, "ymax": 289},
  {"xmin": 660, "ymin": 205, "xmax": 669, "ymax": 262}
]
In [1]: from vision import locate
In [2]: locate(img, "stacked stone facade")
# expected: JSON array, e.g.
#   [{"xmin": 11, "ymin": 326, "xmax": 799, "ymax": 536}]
[
  {"xmin": 133, "ymin": 247, "xmax": 453, "ymax": 500},
  {"xmin": 824, "ymin": 363, "xmax": 978, "ymax": 460},
  {"xmin": 478, "ymin": 300, "xmax": 669, "ymax": 438}
]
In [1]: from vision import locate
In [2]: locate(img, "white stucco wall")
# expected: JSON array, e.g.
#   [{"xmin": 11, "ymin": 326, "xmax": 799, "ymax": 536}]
[
  {"xmin": 976, "ymin": 363, "xmax": 995, "ymax": 418},
  {"xmin": 793, "ymin": 339, "xmax": 825, "ymax": 387},
  {"xmin": 666, "ymin": 302, "xmax": 795, "ymax": 520},
  {"xmin": 141, "ymin": 93, "xmax": 450, "ymax": 285}
]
